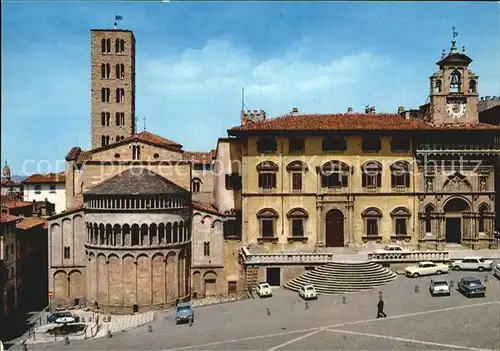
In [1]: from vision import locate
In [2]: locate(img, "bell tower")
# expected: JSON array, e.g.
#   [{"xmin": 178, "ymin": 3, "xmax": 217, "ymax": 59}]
[
  {"xmin": 428, "ymin": 31, "xmax": 479, "ymax": 125},
  {"xmin": 90, "ymin": 28, "xmax": 136, "ymax": 149}
]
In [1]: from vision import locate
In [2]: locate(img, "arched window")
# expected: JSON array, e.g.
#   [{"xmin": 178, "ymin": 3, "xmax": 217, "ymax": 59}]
[
  {"xmin": 116, "ymin": 136, "xmax": 120, "ymax": 142},
  {"xmin": 434, "ymin": 79, "xmax": 442, "ymax": 93},
  {"xmin": 106, "ymin": 39, "xmax": 111, "ymax": 53},
  {"xmin": 101, "ymin": 88, "xmax": 110, "ymax": 103},
  {"xmin": 390, "ymin": 207, "xmax": 411, "ymax": 236},
  {"xmin": 390, "ymin": 161, "xmax": 410, "ymax": 189},
  {"xmin": 105, "ymin": 135, "xmax": 110, "ymax": 145},
  {"xmin": 450, "ymin": 70, "xmax": 461, "ymax": 93},
  {"xmin": 140, "ymin": 224, "xmax": 148, "ymax": 246},
  {"xmin": 424, "ymin": 205, "xmax": 435, "ymax": 233},
  {"xmin": 286, "ymin": 161, "xmax": 308, "ymax": 192},
  {"xmin": 173, "ymin": 222, "xmax": 178, "ymax": 243},
  {"xmin": 468, "ymin": 80, "xmax": 476, "ymax": 94},
  {"xmin": 101, "ymin": 135, "xmax": 106, "ymax": 147},
  {"xmin": 257, "ymin": 161, "xmax": 278, "ymax": 190},
  {"xmin": 257, "ymin": 208, "xmax": 278, "ymax": 241},
  {"xmin": 320, "ymin": 161, "xmax": 349, "ymax": 189},
  {"xmin": 101, "ymin": 112, "xmax": 106, "ymax": 126},
  {"xmin": 115, "ymin": 39, "xmax": 125, "ymax": 53},
  {"xmin": 361, "ymin": 207, "xmax": 382, "ymax": 237},
  {"xmin": 116, "ymin": 64, "xmax": 125, "ymax": 79},
  {"xmin": 361, "ymin": 161, "xmax": 382, "ymax": 189},
  {"xmin": 287, "ymin": 208, "xmax": 308, "ymax": 239},
  {"xmin": 478, "ymin": 204, "xmax": 488, "ymax": 233},
  {"xmin": 192, "ymin": 178, "xmax": 201, "ymax": 193},
  {"xmin": 166, "ymin": 223, "xmax": 172, "ymax": 244},
  {"xmin": 131, "ymin": 224, "xmax": 139, "ymax": 246},
  {"xmin": 116, "ymin": 88, "xmax": 125, "ymax": 103},
  {"xmin": 101, "ymin": 39, "xmax": 106, "ymax": 53},
  {"xmin": 101, "ymin": 64, "xmax": 106, "ymax": 79}
]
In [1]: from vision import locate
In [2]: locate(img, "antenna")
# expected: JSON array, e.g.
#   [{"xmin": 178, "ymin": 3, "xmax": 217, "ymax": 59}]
[
  {"xmin": 143, "ymin": 116, "xmax": 147, "ymax": 131},
  {"xmin": 241, "ymin": 87, "xmax": 245, "ymax": 115}
]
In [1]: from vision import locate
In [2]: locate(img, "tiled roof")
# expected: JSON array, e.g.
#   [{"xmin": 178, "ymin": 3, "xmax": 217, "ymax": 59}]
[
  {"xmin": 0, "ymin": 213, "xmax": 20, "ymax": 224},
  {"xmin": 16, "ymin": 217, "xmax": 47, "ymax": 230},
  {"xmin": 1, "ymin": 196, "xmax": 32, "ymax": 209},
  {"xmin": 229, "ymin": 113, "xmax": 500, "ymax": 132},
  {"xmin": 85, "ymin": 168, "xmax": 188, "ymax": 195},
  {"xmin": 1, "ymin": 179, "xmax": 21, "ymax": 187},
  {"xmin": 66, "ymin": 131, "xmax": 183, "ymax": 163},
  {"xmin": 23, "ymin": 172, "xmax": 65, "ymax": 184},
  {"xmin": 183, "ymin": 150, "xmax": 216, "ymax": 164},
  {"xmin": 48, "ymin": 205, "xmax": 84, "ymax": 220},
  {"xmin": 192, "ymin": 201, "xmax": 220, "ymax": 215}
]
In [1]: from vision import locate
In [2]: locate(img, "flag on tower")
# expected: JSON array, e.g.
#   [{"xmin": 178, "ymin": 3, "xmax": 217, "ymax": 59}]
[{"xmin": 115, "ymin": 15, "xmax": 123, "ymax": 21}]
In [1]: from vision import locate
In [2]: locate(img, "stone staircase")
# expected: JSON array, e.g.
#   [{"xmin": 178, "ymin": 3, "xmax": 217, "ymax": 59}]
[{"xmin": 283, "ymin": 261, "xmax": 397, "ymax": 294}]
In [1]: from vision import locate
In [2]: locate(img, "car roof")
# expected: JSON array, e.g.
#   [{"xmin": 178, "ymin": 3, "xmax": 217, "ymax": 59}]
[
  {"xmin": 463, "ymin": 256, "xmax": 484, "ymax": 259},
  {"xmin": 419, "ymin": 261, "xmax": 434, "ymax": 264},
  {"xmin": 431, "ymin": 280, "xmax": 448, "ymax": 284},
  {"xmin": 258, "ymin": 282, "xmax": 269, "ymax": 285},
  {"xmin": 177, "ymin": 302, "xmax": 192, "ymax": 307},
  {"xmin": 461, "ymin": 277, "xmax": 481, "ymax": 282}
]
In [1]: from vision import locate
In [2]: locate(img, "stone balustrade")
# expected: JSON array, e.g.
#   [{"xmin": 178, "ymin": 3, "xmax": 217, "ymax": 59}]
[
  {"xmin": 240, "ymin": 247, "xmax": 335, "ymax": 265},
  {"xmin": 367, "ymin": 250, "xmax": 450, "ymax": 262}
]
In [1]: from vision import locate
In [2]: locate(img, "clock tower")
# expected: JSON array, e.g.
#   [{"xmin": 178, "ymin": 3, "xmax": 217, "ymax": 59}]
[{"xmin": 426, "ymin": 37, "xmax": 479, "ymax": 125}]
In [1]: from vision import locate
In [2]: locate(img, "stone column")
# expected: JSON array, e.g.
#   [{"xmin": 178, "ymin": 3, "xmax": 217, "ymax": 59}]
[
  {"xmin": 106, "ymin": 259, "xmax": 110, "ymax": 307},
  {"xmin": 316, "ymin": 204, "xmax": 324, "ymax": 247},
  {"xmin": 347, "ymin": 202, "xmax": 354, "ymax": 244}
]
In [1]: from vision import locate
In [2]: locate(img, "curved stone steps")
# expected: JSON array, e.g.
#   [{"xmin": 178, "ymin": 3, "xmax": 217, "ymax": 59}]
[{"xmin": 283, "ymin": 260, "xmax": 396, "ymax": 294}]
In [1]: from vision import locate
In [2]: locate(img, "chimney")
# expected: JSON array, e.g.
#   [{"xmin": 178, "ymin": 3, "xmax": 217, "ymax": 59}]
[
  {"xmin": 369, "ymin": 106, "xmax": 376, "ymax": 114},
  {"xmin": 291, "ymin": 107, "xmax": 299, "ymax": 116},
  {"xmin": 398, "ymin": 106, "xmax": 405, "ymax": 115},
  {"xmin": 365, "ymin": 105, "xmax": 370, "ymax": 114},
  {"xmin": 347, "ymin": 107, "xmax": 353, "ymax": 113},
  {"xmin": 241, "ymin": 111, "xmax": 249, "ymax": 126}
]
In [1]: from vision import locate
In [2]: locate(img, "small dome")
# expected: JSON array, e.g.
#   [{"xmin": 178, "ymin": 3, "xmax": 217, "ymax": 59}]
[{"xmin": 2, "ymin": 161, "xmax": 11, "ymax": 179}]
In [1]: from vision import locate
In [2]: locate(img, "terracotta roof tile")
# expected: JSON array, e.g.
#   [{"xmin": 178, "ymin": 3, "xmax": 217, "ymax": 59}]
[
  {"xmin": 130, "ymin": 131, "xmax": 182, "ymax": 148},
  {"xmin": 85, "ymin": 168, "xmax": 188, "ymax": 195},
  {"xmin": 1, "ymin": 196, "xmax": 33, "ymax": 209},
  {"xmin": 192, "ymin": 201, "xmax": 220, "ymax": 215},
  {"xmin": 1, "ymin": 179, "xmax": 21, "ymax": 187},
  {"xmin": 16, "ymin": 217, "xmax": 47, "ymax": 230},
  {"xmin": 23, "ymin": 172, "xmax": 65, "ymax": 184},
  {"xmin": 183, "ymin": 150, "xmax": 216, "ymax": 163},
  {"xmin": 48, "ymin": 205, "xmax": 84, "ymax": 220},
  {"xmin": 229, "ymin": 113, "xmax": 500, "ymax": 132},
  {"xmin": 0, "ymin": 213, "xmax": 20, "ymax": 223}
]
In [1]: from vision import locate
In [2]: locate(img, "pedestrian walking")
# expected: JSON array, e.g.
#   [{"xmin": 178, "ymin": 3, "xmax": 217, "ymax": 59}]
[{"xmin": 376, "ymin": 297, "xmax": 387, "ymax": 318}]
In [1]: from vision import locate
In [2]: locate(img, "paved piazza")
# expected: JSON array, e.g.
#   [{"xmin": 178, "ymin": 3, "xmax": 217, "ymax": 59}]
[{"xmin": 20, "ymin": 272, "xmax": 500, "ymax": 351}]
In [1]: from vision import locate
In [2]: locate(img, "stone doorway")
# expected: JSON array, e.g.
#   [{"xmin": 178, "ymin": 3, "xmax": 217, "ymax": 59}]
[
  {"xmin": 325, "ymin": 209, "xmax": 344, "ymax": 247},
  {"xmin": 266, "ymin": 267, "xmax": 281, "ymax": 287},
  {"xmin": 443, "ymin": 198, "xmax": 470, "ymax": 244},
  {"xmin": 445, "ymin": 218, "xmax": 461, "ymax": 243}
]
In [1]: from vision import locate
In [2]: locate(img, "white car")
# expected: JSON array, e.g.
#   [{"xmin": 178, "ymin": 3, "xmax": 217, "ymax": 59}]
[
  {"xmin": 405, "ymin": 261, "xmax": 449, "ymax": 278},
  {"xmin": 374, "ymin": 244, "xmax": 409, "ymax": 254},
  {"xmin": 493, "ymin": 263, "xmax": 500, "ymax": 278},
  {"xmin": 451, "ymin": 257, "xmax": 494, "ymax": 272},
  {"xmin": 298, "ymin": 284, "xmax": 317, "ymax": 300},
  {"xmin": 429, "ymin": 279, "xmax": 451, "ymax": 296},
  {"xmin": 256, "ymin": 282, "xmax": 273, "ymax": 298}
]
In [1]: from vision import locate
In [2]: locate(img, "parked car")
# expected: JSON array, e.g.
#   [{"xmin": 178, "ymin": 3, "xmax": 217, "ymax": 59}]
[
  {"xmin": 494, "ymin": 263, "xmax": 500, "ymax": 279},
  {"xmin": 299, "ymin": 284, "xmax": 318, "ymax": 300},
  {"xmin": 451, "ymin": 257, "xmax": 494, "ymax": 271},
  {"xmin": 47, "ymin": 311, "xmax": 78, "ymax": 324},
  {"xmin": 457, "ymin": 277, "xmax": 486, "ymax": 297},
  {"xmin": 256, "ymin": 282, "xmax": 273, "ymax": 298},
  {"xmin": 429, "ymin": 279, "xmax": 451, "ymax": 296},
  {"xmin": 175, "ymin": 301, "xmax": 194, "ymax": 324},
  {"xmin": 405, "ymin": 261, "xmax": 449, "ymax": 278},
  {"xmin": 374, "ymin": 245, "xmax": 408, "ymax": 254}
]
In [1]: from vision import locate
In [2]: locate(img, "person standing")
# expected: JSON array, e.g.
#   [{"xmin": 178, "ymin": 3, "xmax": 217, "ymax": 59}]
[{"xmin": 376, "ymin": 297, "xmax": 387, "ymax": 318}]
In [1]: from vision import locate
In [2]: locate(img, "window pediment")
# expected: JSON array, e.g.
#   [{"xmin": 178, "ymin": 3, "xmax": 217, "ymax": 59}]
[
  {"xmin": 256, "ymin": 161, "xmax": 278, "ymax": 172},
  {"xmin": 390, "ymin": 160, "xmax": 410, "ymax": 171},
  {"xmin": 362, "ymin": 207, "xmax": 383, "ymax": 218},
  {"xmin": 390, "ymin": 207, "xmax": 411, "ymax": 217},
  {"xmin": 286, "ymin": 161, "xmax": 308, "ymax": 172},
  {"xmin": 320, "ymin": 160, "xmax": 349, "ymax": 173},
  {"xmin": 257, "ymin": 208, "xmax": 279, "ymax": 218},
  {"xmin": 287, "ymin": 208, "xmax": 309, "ymax": 218}
]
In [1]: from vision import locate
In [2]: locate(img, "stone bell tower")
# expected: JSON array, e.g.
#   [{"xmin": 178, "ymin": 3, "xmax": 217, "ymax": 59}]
[
  {"xmin": 90, "ymin": 28, "xmax": 136, "ymax": 149},
  {"xmin": 427, "ymin": 34, "xmax": 479, "ymax": 126}
]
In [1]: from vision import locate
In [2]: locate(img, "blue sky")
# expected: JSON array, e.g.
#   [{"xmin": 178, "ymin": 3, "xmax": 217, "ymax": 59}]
[{"xmin": 2, "ymin": 2, "xmax": 499, "ymax": 175}]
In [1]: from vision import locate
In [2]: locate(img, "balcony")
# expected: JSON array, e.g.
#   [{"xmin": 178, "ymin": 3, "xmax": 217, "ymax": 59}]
[
  {"xmin": 392, "ymin": 186, "xmax": 408, "ymax": 193},
  {"xmin": 417, "ymin": 143, "xmax": 500, "ymax": 155},
  {"xmin": 365, "ymin": 186, "xmax": 379, "ymax": 193},
  {"xmin": 323, "ymin": 186, "xmax": 345, "ymax": 193}
]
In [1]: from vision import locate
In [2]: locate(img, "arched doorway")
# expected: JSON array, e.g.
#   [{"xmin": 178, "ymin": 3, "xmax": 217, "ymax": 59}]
[
  {"xmin": 443, "ymin": 198, "xmax": 470, "ymax": 244},
  {"xmin": 325, "ymin": 209, "xmax": 344, "ymax": 247}
]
